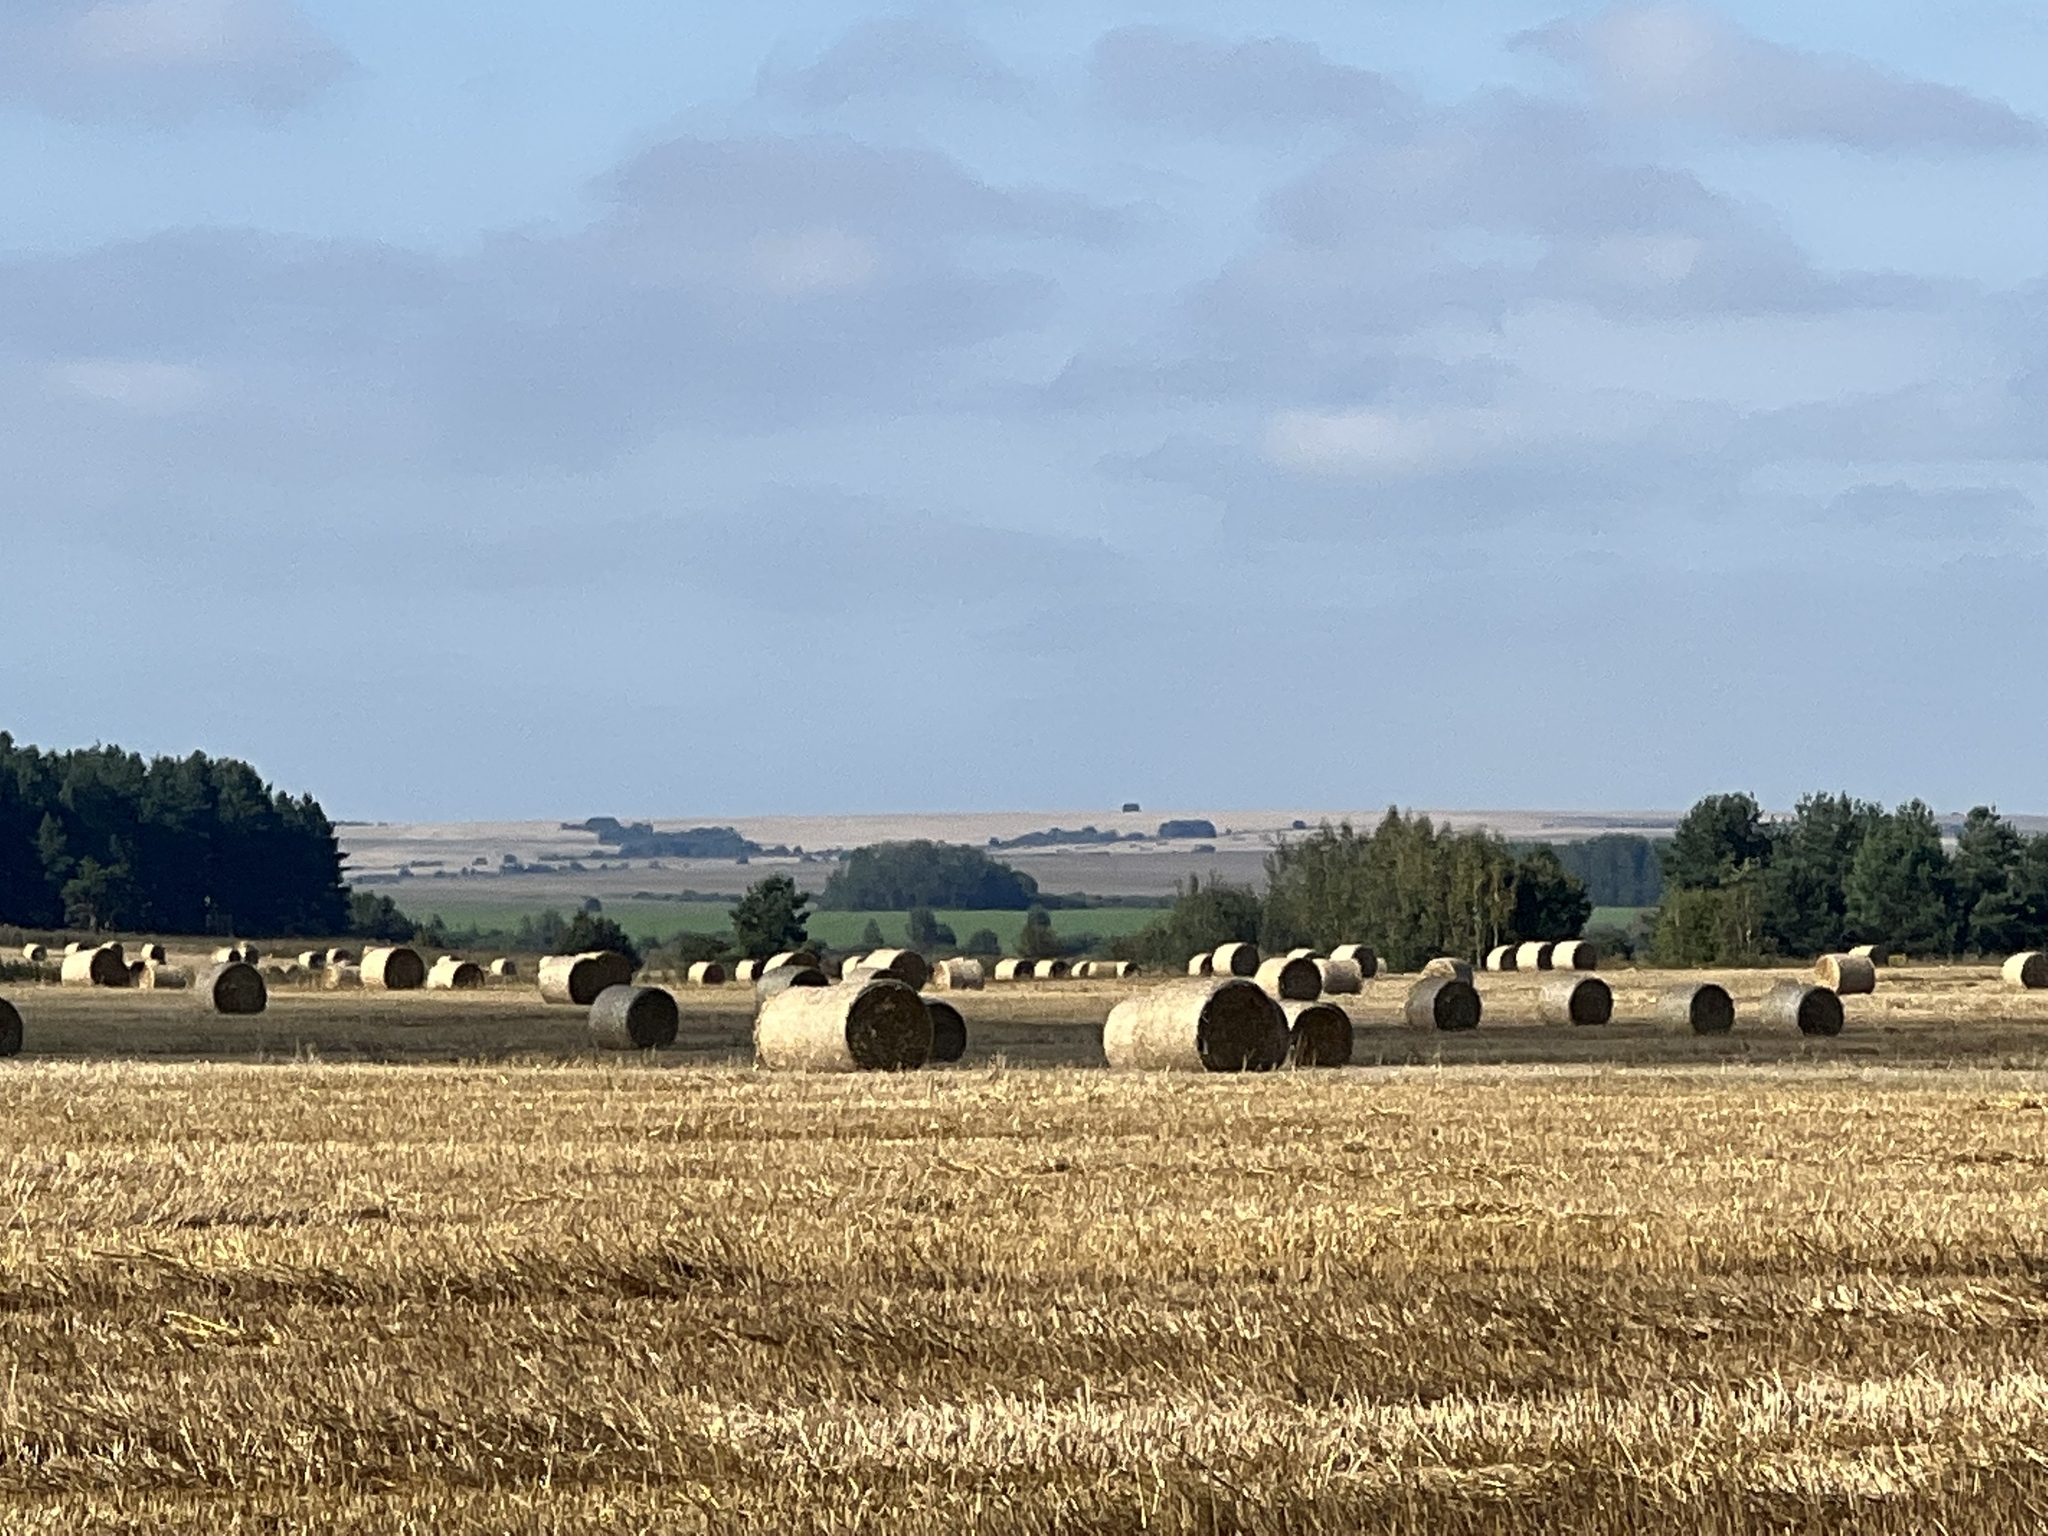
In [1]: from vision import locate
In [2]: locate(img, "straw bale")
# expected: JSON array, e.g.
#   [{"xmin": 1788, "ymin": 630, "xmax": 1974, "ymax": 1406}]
[
  {"xmin": 1093, "ymin": 960, "xmax": 1136, "ymax": 979},
  {"xmin": 587, "ymin": 984, "xmax": 679, "ymax": 1050},
  {"xmin": 1406, "ymin": 976, "xmax": 1481, "ymax": 1031},
  {"xmin": 930, "ymin": 958, "xmax": 985, "ymax": 991},
  {"xmin": 134, "ymin": 943, "xmax": 166, "ymax": 964},
  {"xmin": 686, "ymin": 960, "xmax": 727, "ymax": 985},
  {"xmin": 323, "ymin": 963, "xmax": 363, "ymax": 990},
  {"xmin": 755, "ymin": 977, "xmax": 932, "ymax": 1072},
  {"xmin": 196, "ymin": 961, "xmax": 267, "ymax": 1015},
  {"xmin": 488, "ymin": 957, "xmax": 518, "ymax": 978},
  {"xmin": 537, "ymin": 950, "xmax": 631, "ymax": 1005},
  {"xmin": 1286, "ymin": 947, "xmax": 1318, "ymax": 960},
  {"xmin": 1255, "ymin": 954, "xmax": 1322, "ymax": 1001},
  {"xmin": 137, "ymin": 962, "xmax": 189, "ymax": 990},
  {"xmin": 862, "ymin": 949, "xmax": 932, "ymax": 990},
  {"xmin": 1315, "ymin": 957, "xmax": 1363, "ymax": 995},
  {"xmin": 297, "ymin": 950, "xmax": 324, "ymax": 969},
  {"xmin": 1102, "ymin": 977, "xmax": 1289, "ymax": 1072},
  {"xmin": 427, "ymin": 956, "xmax": 485, "ymax": 991},
  {"xmin": 1814, "ymin": 953, "xmax": 1877, "ymax": 995},
  {"xmin": 19, "ymin": 944, "xmax": 46, "ymax": 963},
  {"xmin": 1484, "ymin": 944, "xmax": 1517, "ymax": 972},
  {"xmin": 1030, "ymin": 959, "xmax": 1070, "ymax": 980},
  {"xmin": 363, "ymin": 946, "xmax": 428, "ymax": 992},
  {"xmin": 734, "ymin": 960, "xmax": 763, "ymax": 984},
  {"xmin": 2004, "ymin": 952, "xmax": 2048, "ymax": 991},
  {"xmin": 1849, "ymin": 943, "xmax": 1891, "ymax": 966},
  {"xmin": 1421, "ymin": 956, "xmax": 1473, "ymax": 983},
  {"xmin": 1537, "ymin": 975, "xmax": 1613, "ymax": 1026},
  {"xmin": 1211, "ymin": 942, "xmax": 1260, "ymax": 977},
  {"xmin": 925, "ymin": 998, "xmax": 968, "ymax": 1064},
  {"xmin": 0, "ymin": 997, "xmax": 19, "ymax": 1057},
  {"xmin": 327, "ymin": 948, "xmax": 357, "ymax": 966},
  {"xmin": 1283, "ymin": 1000, "xmax": 1352, "ymax": 1068},
  {"xmin": 1551, "ymin": 940, "xmax": 1599, "ymax": 971},
  {"xmin": 126, "ymin": 960, "xmax": 148, "ymax": 985},
  {"xmin": 61, "ymin": 947, "xmax": 129, "ymax": 988},
  {"xmin": 1186, "ymin": 953, "xmax": 1214, "ymax": 977},
  {"xmin": 1329, "ymin": 944, "xmax": 1376, "ymax": 975},
  {"xmin": 765, "ymin": 950, "xmax": 820, "ymax": 974},
  {"xmin": 1514, "ymin": 941, "xmax": 1555, "ymax": 971},
  {"xmin": 64, "ymin": 942, "xmax": 85, "ymax": 956},
  {"xmin": 756, "ymin": 965, "xmax": 829, "ymax": 1001},
  {"xmin": 1760, "ymin": 982, "xmax": 1844, "ymax": 1037},
  {"xmin": 835, "ymin": 953, "xmax": 865, "ymax": 979},
  {"xmin": 993, "ymin": 958, "xmax": 1033, "ymax": 982},
  {"xmin": 1656, "ymin": 982, "xmax": 1734, "ymax": 1034}
]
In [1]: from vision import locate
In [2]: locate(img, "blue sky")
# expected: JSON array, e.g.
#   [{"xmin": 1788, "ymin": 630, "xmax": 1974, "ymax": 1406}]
[{"xmin": 1, "ymin": 1, "xmax": 2042, "ymax": 820}]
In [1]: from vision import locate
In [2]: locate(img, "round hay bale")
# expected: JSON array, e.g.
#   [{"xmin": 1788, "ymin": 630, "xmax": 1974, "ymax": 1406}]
[
  {"xmin": 1286, "ymin": 947, "xmax": 1318, "ymax": 960},
  {"xmin": 328, "ymin": 947, "xmax": 357, "ymax": 966},
  {"xmin": 1849, "ymin": 943, "xmax": 1891, "ymax": 966},
  {"xmin": 135, "ymin": 943, "xmax": 166, "ymax": 964},
  {"xmin": 1030, "ymin": 958, "xmax": 1070, "ymax": 980},
  {"xmin": 1283, "ymin": 1000, "xmax": 1352, "ymax": 1068},
  {"xmin": 64, "ymin": 942, "xmax": 85, "ymax": 956},
  {"xmin": 765, "ymin": 950, "xmax": 820, "ymax": 974},
  {"xmin": 363, "ymin": 946, "xmax": 428, "ymax": 992},
  {"xmin": 734, "ymin": 959, "xmax": 763, "ymax": 984},
  {"xmin": 1421, "ymin": 957, "xmax": 1473, "ymax": 983},
  {"xmin": 139, "ymin": 962, "xmax": 190, "ymax": 990},
  {"xmin": 1814, "ymin": 953, "xmax": 1877, "ymax": 995},
  {"xmin": 236, "ymin": 945, "xmax": 260, "ymax": 965},
  {"xmin": 297, "ymin": 950, "xmax": 324, "ymax": 969},
  {"xmin": 756, "ymin": 965, "xmax": 829, "ymax": 1001},
  {"xmin": 1095, "ymin": 960, "xmax": 1136, "ymax": 979},
  {"xmin": 1329, "ymin": 944, "xmax": 1377, "ymax": 976},
  {"xmin": 835, "ymin": 953, "xmax": 865, "ymax": 979},
  {"xmin": 537, "ymin": 950, "xmax": 631, "ymax": 1006},
  {"xmin": 755, "ymin": 977, "xmax": 932, "ymax": 1072},
  {"xmin": 1406, "ymin": 976, "xmax": 1481, "ymax": 1032},
  {"xmin": 323, "ymin": 963, "xmax": 363, "ymax": 990},
  {"xmin": 1186, "ymin": 953, "xmax": 1215, "ymax": 977},
  {"xmin": 427, "ymin": 956, "xmax": 485, "ymax": 991},
  {"xmin": 1484, "ymin": 944, "xmax": 1518, "ymax": 972},
  {"xmin": 931, "ymin": 958, "xmax": 985, "ymax": 991},
  {"xmin": 1656, "ymin": 982, "xmax": 1734, "ymax": 1034},
  {"xmin": 1551, "ymin": 940, "xmax": 1599, "ymax": 971},
  {"xmin": 925, "ymin": 998, "xmax": 968, "ymax": 1064},
  {"xmin": 0, "ymin": 996, "xmax": 20, "ymax": 1057},
  {"xmin": 1211, "ymin": 942, "xmax": 1260, "ymax": 977},
  {"xmin": 994, "ymin": 958, "xmax": 1032, "ymax": 982},
  {"xmin": 1538, "ymin": 975, "xmax": 1613, "ymax": 1026},
  {"xmin": 61, "ymin": 947, "xmax": 130, "ymax": 988},
  {"xmin": 1255, "ymin": 954, "xmax": 1322, "ymax": 1002},
  {"xmin": 862, "ymin": 949, "xmax": 932, "ymax": 991},
  {"xmin": 588, "ymin": 984, "xmax": 679, "ymax": 1050},
  {"xmin": 196, "ymin": 961, "xmax": 267, "ymax": 1016},
  {"xmin": 1315, "ymin": 957, "xmax": 1364, "ymax": 995},
  {"xmin": 1760, "ymin": 981, "xmax": 1844, "ymax": 1037},
  {"xmin": 1514, "ymin": 941, "xmax": 1555, "ymax": 971},
  {"xmin": 686, "ymin": 960, "xmax": 727, "ymax": 986},
  {"xmin": 489, "ymin": 957, "xmax": 518, "ymax": 978},
  {"xmin": 127, "ymin": 959, "xmax": 148, "ymax": 985},
  {"xmin": 19, "ymin": 944, "xmax": 46, "ymax": 963},
  {"xmin": 1102, "ymin": 978, "xmax": 1289, "ymax": 1072},
  {"xmin": 2003, "ymin": 952, "xmax": 2048, "ymax": 991}
]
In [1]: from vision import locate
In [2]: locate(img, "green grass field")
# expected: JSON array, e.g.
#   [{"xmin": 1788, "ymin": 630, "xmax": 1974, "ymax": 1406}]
[
  {"xmin": 1589, "ymin": 905, "xmax": 1656, "ymax": 930},
  {"xmin": 411, "ymin": 900, "xmax": 1164, "ymax": 950}
]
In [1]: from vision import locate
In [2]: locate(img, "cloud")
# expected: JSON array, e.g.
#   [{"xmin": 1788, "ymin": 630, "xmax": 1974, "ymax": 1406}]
[
  {"xmin": 0, "ymin": 0, "xmax": 353, "ymax": 123},
  {"xmin": 760, "ymin": 17, "xmax": 1025, "ymax": 110},
  {"xmin": 1824, "ymin": 481, "xmax": 2034, "ymax": 540},
  {"xmin": 1091, "ymin": 25, "xmax": 1409, "ymax": 135},
  {"xmin": 1520, "ymin": 4, "xmax": 2046, "ymax": 152}
]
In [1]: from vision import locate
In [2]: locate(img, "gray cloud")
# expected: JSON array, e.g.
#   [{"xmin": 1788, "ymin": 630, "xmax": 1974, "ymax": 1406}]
[
  {"xmin": 760, "ymin": 17, "xmax": 1025, "ymax": 109},
  {"xmin": 1824, "ymin": 482, "xmax": 2034, "ymax": 540},
  {"xmin": 1091, "ymin": 25, "xmax": 1410, "ymax": 135},
  {"xmin": 1520, "ymin": 4, "xmax": 2045, "ymax": 152},
  {"xmin": 0, "ymin": 0, "xmax": 353, "ymax": 123}
]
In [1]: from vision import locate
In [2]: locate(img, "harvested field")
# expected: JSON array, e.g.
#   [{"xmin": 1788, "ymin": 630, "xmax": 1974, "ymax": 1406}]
[{"xmin": 8, "ymin": 1048, "xmax": 2048, "ymax": 1531}]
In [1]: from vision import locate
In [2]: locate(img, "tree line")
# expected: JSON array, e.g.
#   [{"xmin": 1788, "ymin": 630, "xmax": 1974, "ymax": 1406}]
[
  {"xmin": 0, "ymin": 735, "xmax": 346, "ymax": 936},
  {"xmin": 1649, "ymin": 794, "xmax": 2048, "ymax": 964}
]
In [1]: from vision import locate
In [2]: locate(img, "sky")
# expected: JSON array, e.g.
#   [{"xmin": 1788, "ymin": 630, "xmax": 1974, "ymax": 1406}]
[{"xmin": 0, "ymin": 0, "xmax": 2042, "ymax": 821}]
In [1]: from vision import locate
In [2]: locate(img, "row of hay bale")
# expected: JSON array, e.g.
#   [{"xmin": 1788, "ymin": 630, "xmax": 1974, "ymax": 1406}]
[
  {"xmin": 1483, "ymin": 940, "xmax": 1599, "ymax": 972},
  {"xmin": 1187, "ymin": 943, "xmax": 1376, "ymax": 996}
]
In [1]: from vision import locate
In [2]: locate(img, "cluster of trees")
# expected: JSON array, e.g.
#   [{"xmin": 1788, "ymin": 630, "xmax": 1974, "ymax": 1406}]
[
  {"xmin": 819, "ymin": 841, "xmax": 1039, "ymax": 910},
  {"xmin": 0, "ymin": 735, "xmax": 347, "ymax": 936},
  {"xmin": 1650, "ymin": 794, "xmax": 2048, "ymax": 964},
  {"xmin": 1113, "ymin": 812, "xmax": 1594, "ymax": 971}
]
